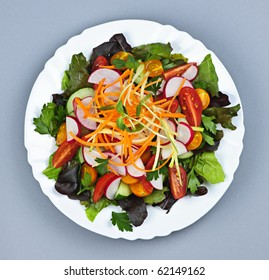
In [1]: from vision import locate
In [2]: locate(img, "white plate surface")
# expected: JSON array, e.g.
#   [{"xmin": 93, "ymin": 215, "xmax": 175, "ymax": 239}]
[{"xmin": 24, "ymin": 19, "xmax": 244, "ymax": 240}]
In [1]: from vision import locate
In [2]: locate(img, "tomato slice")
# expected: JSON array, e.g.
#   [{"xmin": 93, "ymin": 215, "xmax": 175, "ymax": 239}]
[
  {"xmin": 145, "ymin": 154, "xmax": 156, "ymax": 170},
  {"xmin": 91, "ymin": 56, "xmax": 109, "ymax": 72},
  {"xmin": 130, "ymin": 176, "xmax": 153, "ymax": 197},
  {"xmin": 110, "ymin": 51, "xmax": 131, "ymax": 64},
  {"xmin": 56, "ymin": 122, "xmax": 67, "ymax": 145},
  {"xmin": 178, "ymin": 87, "xmax": 203, "ymax": 126},
  {"xmin": 168, "ymin": 98, "xmax": 179, "ymax": 113},
  {"xmin": 187, "ymin": 131, "xmax": 203, "ymax": 150},
  {"xmin": 162, "ymin": 63, "xmax": 193, "ymax": 80},
  {"xmin": 81, "ymin": 163, "xmax": 97, "ymax": 184},
  {"xmin": 52, "ymin": 140, "xmax": 80, "ymax": 168},
  {"xmin": 121, "ymin": 174, "xmax": 139, "ymax": 185},
  {"xmin": 168, "ymin": 166, "xmax": 187, "ymax": 199},
  {"xmin": 143, "ymin": 59, "xmax": 164, "ymax": 77},
  {"xmin": 140, "ymin": 149, "xmax": 152, "ymax": 165},
  {"xmin": 195, "ymin": 88, "xmax": 210, "ymax": 110},
  {"xmin": 93, "ymin": 173, "xmax": 119, "ymax": 203}
]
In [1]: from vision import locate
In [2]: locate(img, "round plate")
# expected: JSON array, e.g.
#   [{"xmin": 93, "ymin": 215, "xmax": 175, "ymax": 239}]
[{"xmin": 24, "ymin": 20, "xmax": 244, "ymax": 240}]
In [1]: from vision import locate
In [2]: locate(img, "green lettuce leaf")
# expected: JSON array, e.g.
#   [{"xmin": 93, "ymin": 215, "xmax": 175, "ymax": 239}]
[
  {"xmin": 194, "ymin": 152, "xmax": 225, "ymax": 184},
  {"xmin": 132, "ymin": 42, "xmax": 173, "ymax": 61},
  {"xmin": 62, "ymin": 53, "xmax": 90, "ymax": 93},
  {"xmin": 203, "ymin": 104, "xmax": 241, "ymax": 130},
  {"xmin": 42, "ymin": 154, "xmax": 62, "ymax": 180},
  {"xmin": 85, "ymin": 198, "xmax": 111, "ymax": 222},
  {"xmin": 193, "ymin": 54, "xmax": 219, "ymax": 97},
  {"xmin": 144, "ymin": 186, "xmax": 169, "ymax": 205}
]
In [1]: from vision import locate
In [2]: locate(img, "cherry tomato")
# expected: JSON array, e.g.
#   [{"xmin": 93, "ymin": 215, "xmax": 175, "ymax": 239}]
[
  {"xmin": 143, "ymin": 59, "xmax": 164, "ymax": 77},
  {"xmin": 195, "ymin": 88, "xmax": 210, "ymax": 110},
  {"xmin": 56, "ymin": 122, "xmax": 67, "ymax": 145},
  {"xmin": 91, "ymin": 56, "xmax": 109, "ymax": 72},
  {"xmin": 162, "ymin": 63, "xmax": 193, "ymax": 80},
  {"xmin": 178, "ymin": 87, "xmax": 203, "ymax": 127},
  {"xmin": 168, "ymin": 166, "xmax": 187, "ymax": 199},
  {"xmin": 110, "ymin": 51, "xmax": 131, "ymax": 65},
  {"xmin": 130, "ymin": 176, "xmax": 153, "ymax": 197},
  {"xmin": 121, "ymin": 174, "xmax": 139, "ymax": 185},
  {"xmin": 168, "ymin": 98, "xmax": 179, "ymax": 113},
  {"xmin": 145, "ymin": 154, "xmax": 156, "ymax": 170},
  {"xmin": 52, "ymin": 140, "xmax": 80, "ymax": 168},
  {"xmin": 140, "ymin": 149, "xmax": 152, "ymax": 165},
  {"xmin": 93, "ymin": 173, "xmax": 119, "ymax": 203},
  {"xmin": 80, "ymin": 163, "xmax": 97, "ymax": 184},
  {"xmin": 187, "ymin": 131, "xmax": 203, "ymax": 150}
]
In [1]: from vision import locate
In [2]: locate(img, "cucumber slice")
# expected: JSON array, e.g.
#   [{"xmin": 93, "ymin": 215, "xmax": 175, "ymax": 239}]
[
  {"xmin": 77, "ymin": 147, "xmax": 84, "ymax": 164},
  {"xmin": 177, "ymin": 151, "xmax": 193, "ymax": 159},
  {"xmin": 114, "ymin": 181, "xmax": 132, "ymax": 200},
  {"xmin": 66, "ymin": 88, "xmax": 94, "ymax": 115}
]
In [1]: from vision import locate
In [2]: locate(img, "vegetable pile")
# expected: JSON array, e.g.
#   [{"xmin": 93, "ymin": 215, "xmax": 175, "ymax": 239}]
[{"xmin": 33, "ymin": 33, "xmax": 240, "ymax": 232}]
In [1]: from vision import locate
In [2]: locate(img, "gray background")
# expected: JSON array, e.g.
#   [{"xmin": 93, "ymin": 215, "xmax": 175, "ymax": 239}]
[{"xmin": 1, "ymin": 0, "xmax": 269, "ymax": 259}]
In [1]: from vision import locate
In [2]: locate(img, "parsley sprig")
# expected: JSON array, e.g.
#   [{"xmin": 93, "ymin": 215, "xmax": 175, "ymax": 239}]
[{"xmin": 111, "ymin": 211, "xmax": 133, "ymax": 232}]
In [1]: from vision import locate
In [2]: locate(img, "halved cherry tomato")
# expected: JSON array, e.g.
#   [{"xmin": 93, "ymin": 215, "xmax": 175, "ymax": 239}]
[
  {"xmin": 178, "ymin": 87, "xmax": 203, "ymax": 127},
  {"xmin": 93, "ymin": 173, "xmax": 119, "ymax": 203},
  {"xmin": 91, "ymin": 56, "xmax": 109, "ymax": 72},
  {"xmin": 143, "ymin": 59, "xmax": 164, "ymax": 77},
  {"xmin": 110, "ymin": 51, "xmax": 131, "ymax": 65},
  {"xmin": 129, "ymin": 176, "xmax": 153, "ymax": 197},
  {"xmin": 162, "ymin": 63, "xmax": 193, "ymax": 80},
  {"xmin": 145, "ymin": 154, "xmax": 156, "ymax": 170},
  {"xmin": 121, "ymin": 174, "xmax": 139, "ymax": 185},
  {"xmin": 81, "ymin": 163, "xmax": 97, "ymax": 184},
  {"xmin": 195, "ymin": 88, "xmax": 210, "ymax": 110},
  {"xmin": 187, "ymin": 131, "xmax": 203, "ymax": 150},
  {"xmin": 56, "ymin": 122, "xmax": 67, "ymax": 145},
  {"xmin": 168, "ymin": 166, "xmax": 187, "ymax": 199},
  {"xmin": 168, "ymin": 98, "xmax": 179, "ymax": 113},
  {"xmin": 52, "ymin": 140, "xmax": 80, "ymax": 168},
  {"xmin": 140, "ymin": 149, "xmax": 152, "ymax": 165}
]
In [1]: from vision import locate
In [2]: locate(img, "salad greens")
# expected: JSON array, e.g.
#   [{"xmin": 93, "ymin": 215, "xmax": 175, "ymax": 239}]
[
  {"xmin": 193, "ymin": 54, "xmax": 219, "ymax": 97},
  {"xmin": 33, "ymin": 33, "xmax": 240, "ymax": 232},
  {"xmin": 33, "ymin": 102, "xmax": 66, "ymax": 137}
]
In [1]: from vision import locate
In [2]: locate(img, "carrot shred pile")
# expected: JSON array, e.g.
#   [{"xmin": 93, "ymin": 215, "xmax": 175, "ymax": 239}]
[{"xmin": 69, "ymin": 68, "xmax": 186, "ymax": 173}]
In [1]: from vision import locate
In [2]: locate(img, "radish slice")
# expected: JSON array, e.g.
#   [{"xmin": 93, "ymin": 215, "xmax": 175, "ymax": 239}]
[
  {"xmin": 104, "ymin": 151, "xmax": 126, "ymax": 176},
  {"xmin": 74, "ymin": 96, "xmax": 97, "ymax": 130},
  {"xmin": 159, "ymin": 118, "xmax": 177, "ymax": 145},
  {"xmin": 161, "ymin": 140, "xmax": 188, "ymax": 159},
  {"xmin": 164, "ymin": 76, "xmax": 193, "ymax": 98},
  {"xmin": 82, "ymin": 147, "xmax": 107, "ymax": 167},
  {"xmin": 105, "ymin": 176, "xmax": 121, "ymax": 200},
  {"xmin": 66, "ymin": 116, "xmax": 81, "ymax": 142},
  {"xmin": 182, "ymin": 65, "xmax": 198, "ymax": 81},
  {"xmin": 150, "ymin": 175, "xmax": 163, "ymax": 190},
  {"xmin": 88, "ymin": 68, "xmax": 120, "ymax": 85},
  {"xmin": 176, "ymin": 122, "xmax": 194, "ymax": 145},
  {"xmin": 127, "ymin": 158, "xmax": 146, "ymax": 178}
]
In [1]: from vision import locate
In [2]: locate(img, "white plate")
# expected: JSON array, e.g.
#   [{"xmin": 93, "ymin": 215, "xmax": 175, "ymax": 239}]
[{"xmin": 24, "ymin": 20, "xmax": 244, "ymax": 240}]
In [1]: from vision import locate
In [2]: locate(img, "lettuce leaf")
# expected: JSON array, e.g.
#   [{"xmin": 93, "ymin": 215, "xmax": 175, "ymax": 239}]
[
  {"xmin": 203, "ymin": 104, "xmax": 241, "ymax": 130},
  {"xmin": 193, "ymin": 54, "xmax": 219, "ymax": 97},
  {"xmin": 132, "ymin": 42, "xmax": 173, "ymax": 61},
  {"xmin": 62, "ymin": 53, "xmax": 90, "ymax": 93},
  {"xmin": 194, "ymin": 152, "xmax": 225, "ymax": 184},
  {"xmin": 85, "ymin": 198, "xmax": 111, "ymax": 222}
]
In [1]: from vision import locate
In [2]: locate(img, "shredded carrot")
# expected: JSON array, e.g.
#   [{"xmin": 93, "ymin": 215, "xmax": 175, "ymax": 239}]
[
  {"xmin": 68, "ymin": 64, "xmax": 190, "ymax": 178},
  {"xmin": 99, "ymin": 65, "xmax": 116, "ymax": 69},
  {"xmin": 160, "ymin": 112, "xmax": 186, "ymax": 118}
]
